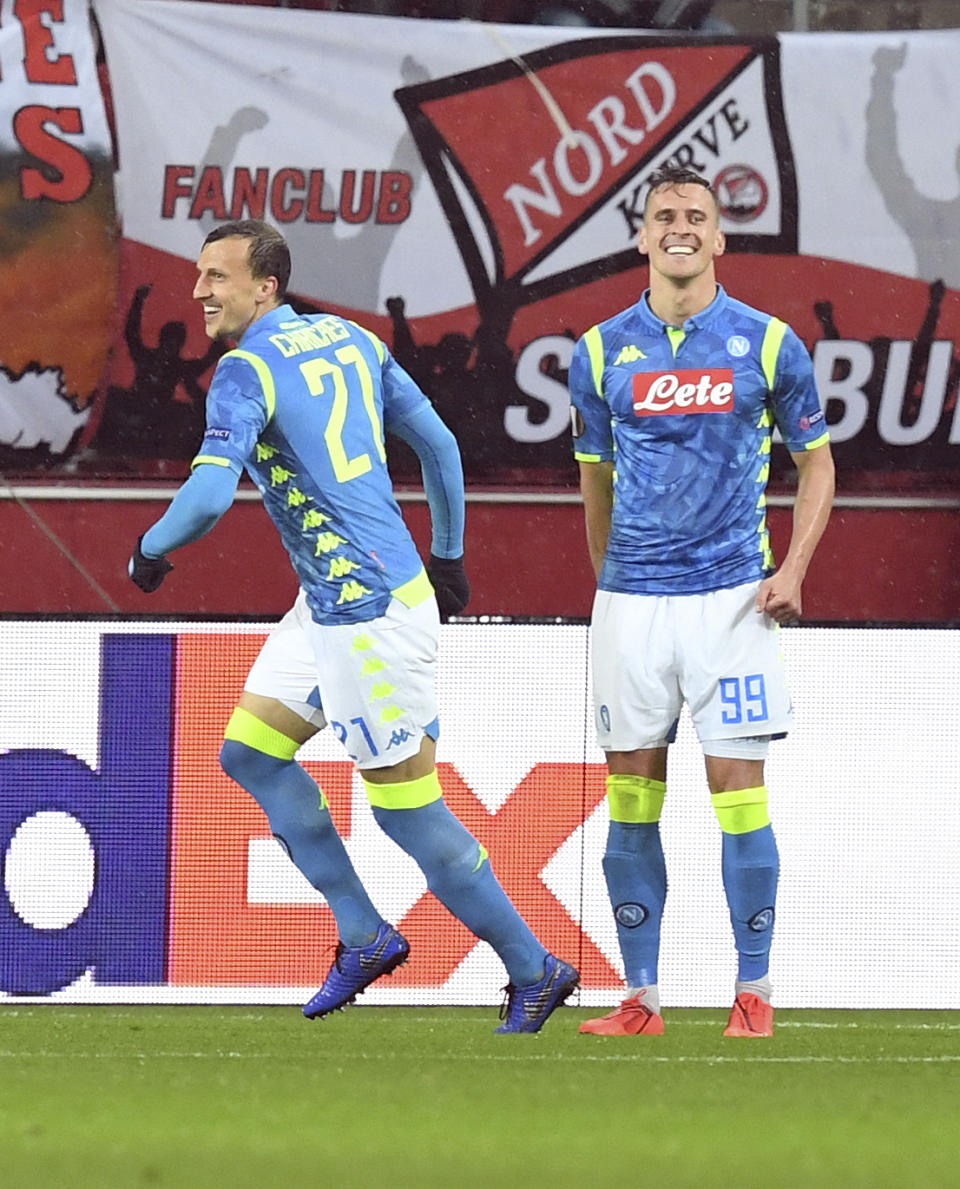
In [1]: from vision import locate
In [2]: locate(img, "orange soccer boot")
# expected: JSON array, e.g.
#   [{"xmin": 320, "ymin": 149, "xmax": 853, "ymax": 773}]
[
  {"xmin": 579, "ymin": 991, "xmax": 665, "ymax": 1036},
  {"xmin": 723, "ymin": 992, "xmax": 774, "ymax": 1037}
]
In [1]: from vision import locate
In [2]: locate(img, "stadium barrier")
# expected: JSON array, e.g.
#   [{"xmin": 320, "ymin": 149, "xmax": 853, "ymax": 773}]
[{"xmin": 1, "ymin": 621, "xmax": 957, "ymax": 1009}]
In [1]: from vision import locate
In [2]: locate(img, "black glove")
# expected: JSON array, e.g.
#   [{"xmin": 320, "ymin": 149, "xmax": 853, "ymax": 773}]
[
  {"xmin": 427, "ymin": 554, "xmax": 470, "ymax": 620},
  {"xmin": 128, "ymin": 536, "xmax": 174, "ymax": 593}
]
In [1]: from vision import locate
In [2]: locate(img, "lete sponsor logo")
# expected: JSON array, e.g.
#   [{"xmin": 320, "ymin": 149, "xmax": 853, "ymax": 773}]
[{"xmin": 633, "ymin": 368, "xmax": 735, "ymax": 416}]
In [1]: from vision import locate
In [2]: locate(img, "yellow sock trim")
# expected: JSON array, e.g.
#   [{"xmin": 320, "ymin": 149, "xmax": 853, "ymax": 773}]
[
  {"xmin": 607, "ymin": 774, "xmax": 666, "ymax": 823},
  {"xmin": 473, "ymin": 843, "xmax": 489, "ymax": 872},
  {"xmin": 224, "ymin": 707, "xmax": 300, "ymax": 762},
  {"xmin": 712, "ymin": 786, "xmax": 770, "ymax": 834},
  {"xmin": 362, "ymin": 768, "xmax": 444, "ymax": 810}
]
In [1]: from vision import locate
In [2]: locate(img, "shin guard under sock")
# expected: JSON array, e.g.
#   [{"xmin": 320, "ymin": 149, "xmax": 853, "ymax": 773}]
[
  {"xmin": 604, "ymin": 774, "xmax": 667, "ymax": 989},
  {"xmin": 713, "ymin": 786, "xmax": 779, "ymax": 982},
  {"xmin": 603, "ymin": 821, "xmax": 667, "ymax": 989}
]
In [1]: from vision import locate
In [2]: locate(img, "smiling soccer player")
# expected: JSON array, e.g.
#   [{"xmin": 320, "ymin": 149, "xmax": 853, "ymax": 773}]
[{"xmin": 570, "ymin": 165, "xmax": 835, "ymax": 1038}]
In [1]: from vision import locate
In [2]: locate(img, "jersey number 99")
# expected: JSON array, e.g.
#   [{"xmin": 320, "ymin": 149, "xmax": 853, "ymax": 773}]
[{"xmin": 719, "ymin": 674, "xmax": 769, "ymax": 724}]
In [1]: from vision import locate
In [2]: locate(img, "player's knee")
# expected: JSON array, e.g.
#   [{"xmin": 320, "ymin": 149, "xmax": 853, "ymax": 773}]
[
  {"xmin": 607, "ymin": 773, "xmax": 666, "ymax": 824},
  {"xmin": 220, "ymin": 736, "xmax": 251, "ymax": 783},
  {"xmin": 712, "ymin": 785, "xmax": 771, "ymax": 834},
  {"xmin": 361, "ymin": 768, "xmax": 443, "ymax": 812},
  {"xmin": 219, "ymin": 737, "xmax": 282, "ymax": 787},
  {"xmin": 223, "ymin": 706, "xmax": 300, "ymax": 765},
  {"xmin": 220, "ymin": 706, "xmax": 302, "ymax": 789}
]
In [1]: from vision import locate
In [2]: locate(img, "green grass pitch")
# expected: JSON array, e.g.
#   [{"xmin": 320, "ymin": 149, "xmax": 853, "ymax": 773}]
[{"xmin": 1, "ymin": 1004, "xmax": 958, "ymax": 1188}]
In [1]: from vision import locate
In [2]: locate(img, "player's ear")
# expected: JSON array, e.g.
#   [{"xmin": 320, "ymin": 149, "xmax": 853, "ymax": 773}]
[
  {"xmin": 258, "ymin": 275, "xmax": 279, "ymax": 301},
  {"xmin": 637, "ymin": 224, "xmax": 649, "ymax": 256},
  {"xmin": 713, "ymin": 228, "xmax": 726, "ymax": 259}
]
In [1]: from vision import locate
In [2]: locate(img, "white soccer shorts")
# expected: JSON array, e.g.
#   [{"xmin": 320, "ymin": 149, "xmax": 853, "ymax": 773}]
[
  {"xmin": 244, "ymin": 588, "xmax": 439, "ymax": 769},
  {"xmin": 590, "ymin": 581, "xmax": 793, "ymax": 755}
]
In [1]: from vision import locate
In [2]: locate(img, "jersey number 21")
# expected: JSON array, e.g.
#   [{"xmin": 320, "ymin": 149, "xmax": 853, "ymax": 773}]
[{"xmin": 300, "ymin": 345, "xmax": 387, "ymax": 483}]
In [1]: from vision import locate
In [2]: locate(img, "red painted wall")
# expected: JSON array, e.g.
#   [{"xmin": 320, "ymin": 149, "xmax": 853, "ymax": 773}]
[{"xmin": 2, "ymin": 492, "xmax": 957, "ymax": 622}]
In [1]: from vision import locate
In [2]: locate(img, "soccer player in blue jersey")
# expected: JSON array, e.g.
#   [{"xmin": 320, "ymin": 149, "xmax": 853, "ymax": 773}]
[
  {"xmin": 128, "ymin": 220, "xmax": 578, "ymax": 1032},
  {"xmin": 570, "ymin": 166, "xmax": 835, "ymax": 1038}
]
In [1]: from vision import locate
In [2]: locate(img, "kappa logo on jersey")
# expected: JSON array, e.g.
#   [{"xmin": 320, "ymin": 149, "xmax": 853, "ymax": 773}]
[
  {"xmin": 614, "ymin": 344, "xmax": 647, "ymax": 365},
  {"xmin": 633, "ymin": 369, "xmax": 735, "ymax": 416}
]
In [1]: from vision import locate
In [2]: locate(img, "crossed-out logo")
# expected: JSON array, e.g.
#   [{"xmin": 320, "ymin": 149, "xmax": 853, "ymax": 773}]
[
  {"xmin": 714, "ymin": 164, "xmax": 769, "ymax": 223},
  {"xmin": 0, "ymin": 637, "xmax": 173, "ymax": 995}
]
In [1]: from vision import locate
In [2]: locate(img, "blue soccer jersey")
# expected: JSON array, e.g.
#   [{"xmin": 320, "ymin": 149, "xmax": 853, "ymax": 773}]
[
  {"xmin": 193, "ymin": 303, "xmax": 435, "ymax": 624},
  {"xmin": 569, "ymin": 286, "xmax": 829, "ymax": 595}
]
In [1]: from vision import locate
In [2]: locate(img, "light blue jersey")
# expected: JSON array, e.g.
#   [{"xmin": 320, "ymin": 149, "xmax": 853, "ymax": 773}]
[
  {"xmin": 569, "ymin": 286, "xmax": 829, "ymax": 596},
  {"xmin": 192, "ymin": 304, "xmax": 447, "ymax": 624}
]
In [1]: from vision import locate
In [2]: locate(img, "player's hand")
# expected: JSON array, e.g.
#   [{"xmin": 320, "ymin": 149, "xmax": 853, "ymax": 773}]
[
  {"xmin": 755, "ymin": 572, "xmax": 801, "ymax": 625},
  {"xmin": 129, "ymin": 537, "xmax": 174, "ymax": 593},
  {"xmin": 427, "ymin": 554, "xmax": 470, "ymax": 620}
]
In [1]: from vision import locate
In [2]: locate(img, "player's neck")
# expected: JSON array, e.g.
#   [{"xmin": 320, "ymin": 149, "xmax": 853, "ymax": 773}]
[{"xmin": 646, "ymin": 277, "xmax": 718, "ymax": 328}]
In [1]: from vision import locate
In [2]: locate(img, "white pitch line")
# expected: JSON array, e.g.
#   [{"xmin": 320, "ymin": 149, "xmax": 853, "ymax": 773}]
[
  {"xmin": 391, "ymin": 1015, "xmax": 960, "ymax": 1032},
  {"xmin": 674, "ymin": 1019, "xmax": 960, "ymax": 1031},
  {"xmin": 6, "ymin": 1011, "xmax": 960, "ymax": 1034},
  {"xmin": 0, "ymin": 1051, "xmax": 957, "ymax": 1065},
  {"xmin": 5, "ymin": 1009, "xmax": 960, "ymax": 1033},
  {"xmin": 571, "ymin": 1054, "xmax": 960, "ymax": 1065}
]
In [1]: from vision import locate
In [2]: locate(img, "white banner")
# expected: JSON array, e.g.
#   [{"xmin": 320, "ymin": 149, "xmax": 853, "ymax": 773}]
[
  {"xmin": 86, "ymin": 0, "xmax": 960, "ymax": 487},
  {"xmin": 92, "ymin": 1, "xmax": 960, "ymax": 307}
]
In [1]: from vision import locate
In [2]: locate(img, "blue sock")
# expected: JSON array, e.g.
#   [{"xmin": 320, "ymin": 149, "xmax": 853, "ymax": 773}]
[
  {"xmin": 721, "ymin": 825, "xmax": 779, "ymax": 981},
  {"xmin": 220, "ymin": 739, "xmax": 384, "ymax": 946},
  {"xmin": 372, "ymin": 800, "xmax": 547, "ymax": 986},
  {"xmin": 602, "ymin": 820, "xmax": 666, "ymax": 988}
]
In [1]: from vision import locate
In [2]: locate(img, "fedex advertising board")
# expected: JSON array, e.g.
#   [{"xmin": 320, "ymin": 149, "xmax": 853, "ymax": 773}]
[{"xmin": 1, "ymin": 623, "xmax": 958, "ymax": 1009}]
